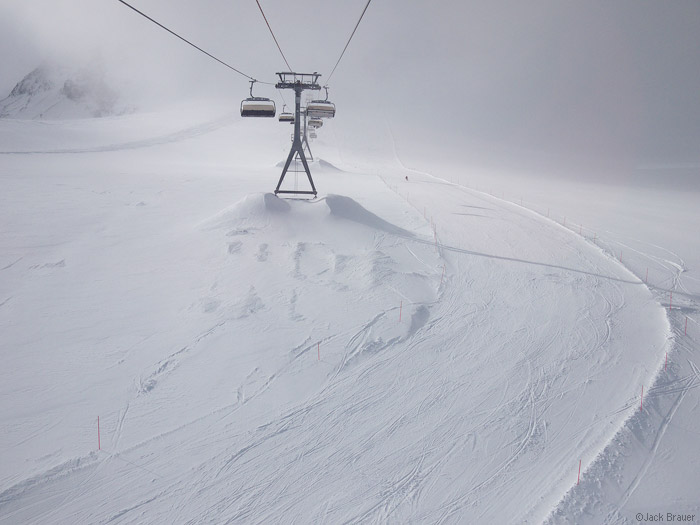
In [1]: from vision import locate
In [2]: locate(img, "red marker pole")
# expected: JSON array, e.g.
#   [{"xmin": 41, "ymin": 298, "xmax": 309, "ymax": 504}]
[
  {"xmin": 97, "ymin": 416, "xmax": 101, "ymax": 451},
  {"xmin": 577, "ymin": 460, "xmax": 581, "ymax": 485}
]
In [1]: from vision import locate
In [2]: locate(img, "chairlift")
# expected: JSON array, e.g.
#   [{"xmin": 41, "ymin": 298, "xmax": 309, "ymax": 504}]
[
  {"xmin": 308, "ymin": 118, "xmax": 323, "ymax": 129},
  {"xmin": 306, "ymin": 86, "xmax": 336, "ymax": 119},
  {"xmin": 279, "ymin": 105, "xmax": 294, "ymax": 123},
  {"xmin": 240, "ymin": 80, "xmax": 276, "ymax": 118},
  {"xmin": 310, "ymin": 131, "xmax": 317, "ymax": 139}
]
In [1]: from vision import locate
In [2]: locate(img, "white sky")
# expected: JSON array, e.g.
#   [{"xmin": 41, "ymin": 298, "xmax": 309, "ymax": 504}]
[{"xmin": 1, "ymin": 0, "xmax": 699, "ymax": 176}]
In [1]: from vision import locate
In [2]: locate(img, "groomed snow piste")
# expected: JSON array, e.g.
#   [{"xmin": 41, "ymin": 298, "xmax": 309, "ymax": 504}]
[{"xmin": 0, "ymin": 108, "xmax": 688, "ymax": 523}]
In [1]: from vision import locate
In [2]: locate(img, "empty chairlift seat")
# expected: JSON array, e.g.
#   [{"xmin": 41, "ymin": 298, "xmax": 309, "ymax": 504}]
[
  {"xmin": 241, "ymin": 97, "xmax": 276, "ymax": 117},
  {"xmin": 306, "ymin": 100, "xmax": 335, "ymax": 119},
  {"xmin": 279, "ymin": 112, "xmax": 294, "ymax": 123},
  {"xmin": 240, "ymin": 80, "xmax": 276, "ymax": 117},
  {"xmin": 308, "ymin": 118, "xmax": 323, "ymax": 129},
  {"xmin": 278, "ymin": 104, "xmax": 294, "ymax": 123}
]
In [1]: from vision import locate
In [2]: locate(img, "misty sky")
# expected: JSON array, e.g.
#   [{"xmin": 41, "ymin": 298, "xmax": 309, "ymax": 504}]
[{"xmin": 1, "ymin": 0, "xmax": 699, "ymax": 173}]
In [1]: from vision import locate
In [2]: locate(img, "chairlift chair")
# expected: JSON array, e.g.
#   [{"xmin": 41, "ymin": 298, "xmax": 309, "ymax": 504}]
[
  {"xmin": 279, "ymin": 105, "xmax": 294, "ymax": 123},
  {"xmin": 310, "ymin": 131, "xmax": 317, "ymax": 139},
  {"xmin": 240, "ymin": 80, "xmax": 276, "ymax": 118},
  {"xmin": 308, "ymin": 118, "xmax": 323, "ymax": 129},
  {"xmin": 306, "ymin": 86, "xmax": 335, "ymax": 119}
]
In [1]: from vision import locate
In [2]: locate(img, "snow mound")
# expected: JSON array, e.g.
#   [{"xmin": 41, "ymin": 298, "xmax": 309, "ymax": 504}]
[
  {"xmin": 236, "ymin": 192, "xmax": 291, "ymax": 216},
  {"xmin": 273, "ymin": 158, "xmax": 343, "ymax": 172},
  {"xmin": 318, "ymin": 159, "xmax": 342, "ymax": 171},
  {"xmin": 325, "ymin": 194, "xmax": 414, "ymax": 237},
  {"xmin": 203, "ymin": 192, "xmax": 290, "ymax": 229},
  {"xmin": 0, "ymin": 63, "xmax": 132, "ymax": 120},
  {"xmin": 204, "ymin": 193, "xmax": 413, "ymax": 240}
]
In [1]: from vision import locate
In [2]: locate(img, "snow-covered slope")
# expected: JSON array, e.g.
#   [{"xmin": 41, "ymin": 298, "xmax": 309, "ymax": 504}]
[
  {"xmin": 0, "ymin": 63, "xmax": 130, "ymax": 120},
  {"xmin": 0, "ymin": 108, "xmax": 695, "ymax": 523}
]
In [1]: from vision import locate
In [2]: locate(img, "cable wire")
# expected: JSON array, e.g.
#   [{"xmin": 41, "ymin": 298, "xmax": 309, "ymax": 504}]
[
  {"xmin": 116, "ymin": 0, "xmax": 273, "ymax": 84},
  {"xmin": 326, "ymin": 0, "xmax": 372, "ymax": 84},
  {"xmin": 254, "ymin": 0, "xmax": 292, "ymax": 71},
  {"xmin": 277, "ymin": 89, "xmax": 288, "ymax": 108}
]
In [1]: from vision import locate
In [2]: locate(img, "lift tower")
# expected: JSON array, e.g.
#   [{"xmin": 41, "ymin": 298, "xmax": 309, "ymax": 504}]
[
  {"xmin": 274, "ymin": 72, "xmax": 321, "ymax": 196},
  {"xmin": 301, "ymin": 108, "xmax": 313, "ymax": 162}
]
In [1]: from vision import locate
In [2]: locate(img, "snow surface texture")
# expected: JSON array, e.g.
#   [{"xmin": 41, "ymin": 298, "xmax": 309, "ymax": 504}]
[
  {"xmin": 0, "ymin": 62, "xmax": 131, "ymax": 120},
  {"xmin": 1, "ymin": 106, "xmax": 698, "ymax": 523}
]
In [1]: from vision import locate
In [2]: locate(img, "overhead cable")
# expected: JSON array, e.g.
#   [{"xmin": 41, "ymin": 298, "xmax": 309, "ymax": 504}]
[
  {"xmin": 277, "ymin": 89, "xmax": 288, "ymax": 107},
  {"xmin": 254, "ymin": 0, "xmax": 293, "ymax": 71},
  {"xmin": 116, "ymin": 0, "xmax": 272, "ymax": 84},
  {"xmin": 326, "ymin": 0, "xmax": 373, "ymax": 84}
]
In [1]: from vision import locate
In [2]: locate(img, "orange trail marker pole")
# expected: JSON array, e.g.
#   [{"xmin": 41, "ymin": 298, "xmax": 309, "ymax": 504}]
[{"xmin": 577, "ymin": 460, "xmax": 581, "ymax": 484}]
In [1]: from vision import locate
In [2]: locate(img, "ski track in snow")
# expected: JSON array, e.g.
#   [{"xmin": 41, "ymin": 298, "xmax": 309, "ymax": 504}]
[{"xmin": 0, "ymin": 113, "xmax": 238, "ymax": 155}]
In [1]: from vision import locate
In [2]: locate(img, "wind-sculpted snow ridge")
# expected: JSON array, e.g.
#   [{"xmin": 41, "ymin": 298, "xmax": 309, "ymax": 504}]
[
  {"xmin": 273, "ymin": 157, "xmax": 344, "ymax": 172},
  {"xmin": 204, "ymin": 193, "xmax": 291, "ymax": 228}
]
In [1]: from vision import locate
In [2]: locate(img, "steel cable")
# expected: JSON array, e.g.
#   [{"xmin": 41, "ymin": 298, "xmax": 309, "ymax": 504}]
[
  {"xmin": 116, "ymin": 0, "xmax": 274, "ymax": 84},
  {"xmin": 325, "ymin": 0, "xmax": 373, "ymax": 84}
]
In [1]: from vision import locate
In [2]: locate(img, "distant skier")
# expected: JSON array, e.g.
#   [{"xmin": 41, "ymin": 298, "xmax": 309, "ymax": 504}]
[{"xmin": 405, "ymin": 176, "xmax": 408, "ymax": 181}]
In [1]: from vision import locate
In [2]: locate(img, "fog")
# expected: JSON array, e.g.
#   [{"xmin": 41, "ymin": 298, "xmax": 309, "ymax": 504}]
[{"xmin": 1, "ymin": 0, "xmax": 699, "ymax": 182}]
